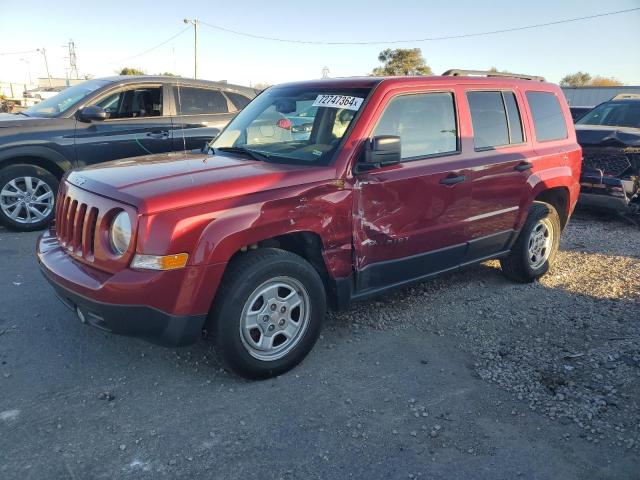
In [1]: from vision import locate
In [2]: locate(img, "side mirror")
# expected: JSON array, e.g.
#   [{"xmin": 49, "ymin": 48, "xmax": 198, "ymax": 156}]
[
  {"xmin": 359, "ymin": 135, "xmax": 401, "ymax": 170},
  {"xmin": 78, "ymin": 105, "xmax": 107, "ymax": 122}
]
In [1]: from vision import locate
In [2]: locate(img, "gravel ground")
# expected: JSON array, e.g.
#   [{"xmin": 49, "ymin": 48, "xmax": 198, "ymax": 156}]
[
  {"xmin": 1, "ymin": 210, "xmax": 639, "ymax": 479},
  {"xmin": 332, "ymin": 210, "xmax": 640, "ymax": 455}
]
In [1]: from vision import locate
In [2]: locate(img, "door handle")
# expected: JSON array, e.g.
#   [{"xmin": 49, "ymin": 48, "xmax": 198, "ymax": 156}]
[
  {"xmin": 146, "ymin": 130, "xmax": 169, "ymax": 139},
  {"xmin": 439, "ymin": 174, "xmax": 466, "ymax": 185},
  {"xmin": 514, "ymin": 162, "xmax": 533, "ymax": 172}
]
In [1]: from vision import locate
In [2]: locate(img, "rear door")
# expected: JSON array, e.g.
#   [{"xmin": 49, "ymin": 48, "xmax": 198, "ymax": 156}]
[
  {"xmin": 462, "ymin": 89, "xmax": 533, "ymax": 252},
  {"xmin": 353, "ymin": 89, "xmax": 474, "ymax": 293},
  {"xmin": 169, "ymin": 85, "xmax": 240, "ymax": 151},
  {"xmin": 74, "ymin": 83, "xmax": 173, "ymax": 167}
]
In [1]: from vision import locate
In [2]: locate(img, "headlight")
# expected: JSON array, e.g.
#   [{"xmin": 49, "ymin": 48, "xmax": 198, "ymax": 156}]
[{"xmin": 109, "ymin": 211, "xmax": 131, "ymax": 256}]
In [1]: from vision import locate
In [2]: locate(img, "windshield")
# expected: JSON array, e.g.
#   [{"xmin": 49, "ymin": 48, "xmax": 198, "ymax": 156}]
[
  {"xmin": 211, "ymin": 86, "xmax": 371, "ymax": 165},
  {"xmin": 23, "ymin": 79, "xmax": 111, "ymax": 118},
  {"xmin": 576, "ymin": 101, "xmax": 640, "ymax": 129}
]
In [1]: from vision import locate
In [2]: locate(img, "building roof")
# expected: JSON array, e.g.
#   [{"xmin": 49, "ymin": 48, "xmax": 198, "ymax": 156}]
[{"xmin": 561, "ymin": 86, "xmax": 640, "ymax": 107}]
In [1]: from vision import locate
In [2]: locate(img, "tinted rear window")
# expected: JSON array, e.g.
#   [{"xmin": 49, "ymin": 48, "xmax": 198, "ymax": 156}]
[
  {"xmin": 467, "ymin": 92, "xmax": 510, "ymax": 149},
  {"xmin": 174, "ymin": 86, "xmax": 229, "ymax": 114},
  {"xmin": 503, "ymin": 92, "xmax": 524, "ymax": 143},
  {"xmin": 226, "ymin": 92, "xmax": 252, "ymax": 110},
  {"xmin": 526, "ymin": 91, "xmax": 567, "ymax": 142}
]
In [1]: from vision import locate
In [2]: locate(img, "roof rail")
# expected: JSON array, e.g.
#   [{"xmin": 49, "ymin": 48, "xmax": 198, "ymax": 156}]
[{"xmin": 442, "ymin": 69, "xmax": 545, "ymax": 82}]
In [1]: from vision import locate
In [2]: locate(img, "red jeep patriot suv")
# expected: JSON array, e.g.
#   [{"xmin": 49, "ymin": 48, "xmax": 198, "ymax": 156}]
[{"xmin": 38, "ymin": 70, "xmax": 582, "ymax": 379}]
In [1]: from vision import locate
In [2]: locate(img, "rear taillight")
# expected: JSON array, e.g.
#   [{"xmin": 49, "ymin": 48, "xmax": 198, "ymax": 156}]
[{"xmin": 276, "ymin": 118, "xmax": 292, "ymax": 130}]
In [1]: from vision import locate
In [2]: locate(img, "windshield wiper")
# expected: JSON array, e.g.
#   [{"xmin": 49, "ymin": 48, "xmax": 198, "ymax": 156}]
[
  {"xmin": 15, "ymin": 111, "xmax": 29, "ymax": 117},
  {"xmin": 215, "ymin": 147, "xmax": 271, "ymax": 163}
]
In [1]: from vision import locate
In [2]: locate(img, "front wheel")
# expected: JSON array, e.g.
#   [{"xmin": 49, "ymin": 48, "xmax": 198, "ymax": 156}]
[
  {"xmin": 500, "ymin": 201, "xmax": 561, "ymax": 283},
  {"xmin": 209, "ymin": 248, "xmax": 326, "ymax": 379},
  {"xmin": 0, "ymin": 164, "xmax": 59, "ymax": 231}
]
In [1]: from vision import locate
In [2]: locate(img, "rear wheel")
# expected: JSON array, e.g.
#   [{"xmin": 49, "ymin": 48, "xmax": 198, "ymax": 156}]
[
  {"xmin": 0, "ymin": 164, "xmax": 58, "ymax": 231},
  {"xmin": 500, "ymin": 201, "xmax": 561, "ymax": 283},
  {"xmin": 209, "ymin": 248, "xmax": 326, "ymax": 379}
]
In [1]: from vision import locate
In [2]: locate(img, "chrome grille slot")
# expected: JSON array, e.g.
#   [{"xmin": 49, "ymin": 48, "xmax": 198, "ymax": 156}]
[
  {"xmin": 55, "ymin": 190, "xmax": 100, "ymax": 262},
  {"xmin": 83, "ymin": 207, "xmax": 99, "ymax": 259},
  {"xmin": 65, "ymin": 200, "xmax": 78, "ymax": 248}
]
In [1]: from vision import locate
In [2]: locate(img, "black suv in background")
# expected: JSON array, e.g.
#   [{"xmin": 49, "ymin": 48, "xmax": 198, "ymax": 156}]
[
  {"xmin": 576, "ymin": 95, "xmax": 640, "ymax": 214},
  {"xmin": 0, "ymin": 76, "xmax": 257, "ymax": 231}
]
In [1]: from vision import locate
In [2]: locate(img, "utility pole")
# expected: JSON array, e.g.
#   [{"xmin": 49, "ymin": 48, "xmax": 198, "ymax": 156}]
[
  {"xmin": 66, "ymin": 40, "xmax": 79, "ymax": 80},
  {"xmin": 37, "ymin": 48, "xmax": 52, "ymax": 87},
  {"xmin": 183, "ymin": 18, "xmax": 199, "ymax": 79}
]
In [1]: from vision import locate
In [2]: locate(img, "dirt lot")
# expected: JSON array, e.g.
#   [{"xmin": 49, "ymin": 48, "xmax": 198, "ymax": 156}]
[{"xmin": 0, "ymin": 211, "xmax": 638, "ymax": 480}]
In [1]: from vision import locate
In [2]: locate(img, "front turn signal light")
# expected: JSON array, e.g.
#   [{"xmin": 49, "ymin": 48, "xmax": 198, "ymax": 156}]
[{"xmin": 131, "ymin": 253, "xmax": 189, "ymax": 271}]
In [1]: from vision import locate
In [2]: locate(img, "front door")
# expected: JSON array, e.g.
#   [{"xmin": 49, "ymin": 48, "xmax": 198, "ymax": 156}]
[
  {"xmin": 74, "ymin": 84, "xmax": 173, "ymax": 167},
  {"xmin": 353, "ymin": 91, "xmax": 473, "ymax": 294}
]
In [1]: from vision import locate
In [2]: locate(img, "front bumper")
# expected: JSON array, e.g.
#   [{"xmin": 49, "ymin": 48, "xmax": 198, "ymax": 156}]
[
  {"xmin": 37, "ymin": 228, "xmax": 224, "ymax": 347},
  {"xmin": 42, "ymin": 273, "xmax": 206, "ymax": 346},
  {"xmin": 578, "ymin": 172, "xmax": 639, "ymax": 213}
]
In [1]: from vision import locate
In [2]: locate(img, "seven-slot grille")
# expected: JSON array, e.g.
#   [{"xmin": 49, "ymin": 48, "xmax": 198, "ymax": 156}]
[{"xmin": 55, "ymin": 191, "xmax": 99, "ymax": 260}]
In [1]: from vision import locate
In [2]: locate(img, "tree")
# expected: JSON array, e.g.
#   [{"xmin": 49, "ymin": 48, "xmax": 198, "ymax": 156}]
[
  {"xmin": 118, "ymin": 67, "xmax": 145, "ymax": 76},
  {"xmin": 488, "ymin": 66, "xmax": 513, "ymax": 74},
  {"xmin": 560, "ymin": 72, "xmax": 592, "ymax": 87},
  {"xmin": 371, "ymin": 48, "xmax": 432, "ymax": 76},
  {"xmin": 252, "ymin": 82, "xmax": 272, "ymax": 91},
  {"xmin": 589, "ymin": 76, "xmax": 624, "ymax": 87},
  {"xmin": 560, "ymin": 71, "xmax": 624, "ymax": 87},
  {"xmin": 158, "ymin": 72, "xmax": 180, "ymax": 77}
]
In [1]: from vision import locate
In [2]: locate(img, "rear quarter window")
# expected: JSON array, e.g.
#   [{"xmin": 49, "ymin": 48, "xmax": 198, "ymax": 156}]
[
  {"xmin": 526, "ymin": 91, "xmax": 568, "ymax": 142},
  {"xmin": 174, "ymin": 86, "xmax": 229, "ymax": 115},
  {"xmin": 226, "ymin": 92, "xmax": 252, "ymax": 110}
]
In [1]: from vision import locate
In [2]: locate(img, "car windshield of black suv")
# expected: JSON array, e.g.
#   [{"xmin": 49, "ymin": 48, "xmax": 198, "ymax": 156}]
[
  {"xmin": 211, "ymin": 86, "xmax": 371, "ymax": 165},
  {"xmin": 576, "ymin": 101, "xmax": 640, "ymax": 129},
  {"xmin": 23, "ymin": 79, "xmax": 111, "ymax": 118}
]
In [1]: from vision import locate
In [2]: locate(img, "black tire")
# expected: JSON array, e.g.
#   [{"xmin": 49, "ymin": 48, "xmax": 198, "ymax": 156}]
[
  {"xmin": 209, "ymin": 248, "xmax": 326, "ymax": 379},
  {"xmin": 500, "ymin": 201, "xmax": 561, "ymax": 283},
  {"xmin": 0, "ymin": 164, "xmax": 59, "ymax": 232}
]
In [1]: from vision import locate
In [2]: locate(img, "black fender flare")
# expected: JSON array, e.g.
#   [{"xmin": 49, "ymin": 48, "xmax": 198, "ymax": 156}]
[{"xmin": 0, "ymin": 145, "xmax": 73, "ymax": 177}]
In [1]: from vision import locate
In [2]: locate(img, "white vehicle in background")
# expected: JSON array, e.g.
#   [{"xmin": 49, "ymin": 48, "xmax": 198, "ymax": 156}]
[{"xmin": 22, "ymin": 86, "xmax": 67, "ymax": 106}]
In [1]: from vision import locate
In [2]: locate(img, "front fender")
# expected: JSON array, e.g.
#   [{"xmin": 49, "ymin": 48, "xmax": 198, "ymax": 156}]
[
  {"xmin": 137, "ymin": 182, "xmax": 354, "ymax": 278},
  {"xmin": 0, "ymin": 144, "xmax": 73, "ymax": 173}
]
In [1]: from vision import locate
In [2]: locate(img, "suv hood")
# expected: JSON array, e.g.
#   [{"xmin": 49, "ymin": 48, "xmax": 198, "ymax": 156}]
[
  {"xmin": 67, "ymin": 152, "xmax": 333, "ymax": 214},
  {"xmin": 0, "ymin": 113, "xmax": 55, "ymax": 128},
  {"xmin": 575, "ymin": 125, "xmax": 640, "ymax": 147}
]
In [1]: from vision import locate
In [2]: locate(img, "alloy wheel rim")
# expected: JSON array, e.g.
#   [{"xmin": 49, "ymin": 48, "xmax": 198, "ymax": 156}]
[
  {"xmin": 0, "ymin": 176, "xmax": 54, "ymax": 224},
  {"xmin": 239, "ymin": 276, "xmax": 310, "ymax": 361},
  {"xmin": 527, "ymin": 218, "xmax": 553, "ymax": 269}
]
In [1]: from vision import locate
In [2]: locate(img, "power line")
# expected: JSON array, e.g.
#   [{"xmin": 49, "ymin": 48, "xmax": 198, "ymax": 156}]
[
  {"xmin": 0, "ymin": 49, "xmax": 38, "ymax": 56},
  {"xmin": 200, "ymin": 7, "xmax": 640, "ymax": 45},
  {"xmin": 107, "ymin": 26, "xmax": 191, "ymax": 65}
]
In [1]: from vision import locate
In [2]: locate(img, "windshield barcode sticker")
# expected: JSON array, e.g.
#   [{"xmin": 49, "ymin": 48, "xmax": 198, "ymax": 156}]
[{"xmin": 312, "ymin": 95, "xmax": 364, "ymax": 111}]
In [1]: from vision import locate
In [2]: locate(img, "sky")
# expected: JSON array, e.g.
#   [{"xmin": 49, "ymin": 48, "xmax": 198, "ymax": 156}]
[{"xmin": 1, "ymin": 0, "xmax": 639, "ymax": 87}]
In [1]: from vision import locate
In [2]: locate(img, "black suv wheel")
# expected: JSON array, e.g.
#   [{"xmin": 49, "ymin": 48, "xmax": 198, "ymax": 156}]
[{"xmin": 0, "ymin": 164, "xmax": 59, "ymax": 232}]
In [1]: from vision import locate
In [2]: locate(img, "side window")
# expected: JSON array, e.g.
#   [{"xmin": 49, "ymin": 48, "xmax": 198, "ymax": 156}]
[
  {"xmin": 526, "ymin": 91, "xmax": 568, "ymax": 142},
  {"xmin": 467, "ymin": 91, "xmax": 509, "ymax": 149},
  {"xmin": 226, "ymin": 92, "xmax": 252, "ymax": 110},
  {"xmin": 503, "ymin": 92, "xmax": 524, "ymax": 143},
  {"xmin": 94, "ymin": 87, "xmax": 163, "ymax": 119},
  {"xmin": 174, "ymin": 87, "xmax": 229, "ymax": 115},
  {"xmin": 372, "ymin": 92, "xmax": 457, "ymax": 160}
]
